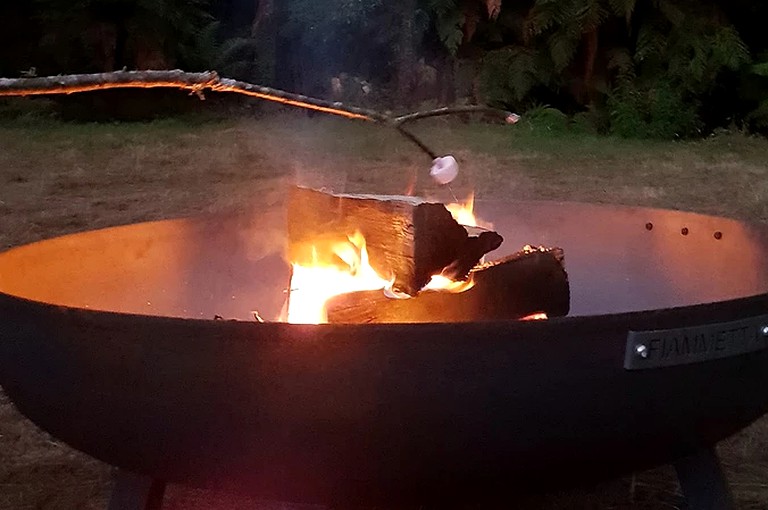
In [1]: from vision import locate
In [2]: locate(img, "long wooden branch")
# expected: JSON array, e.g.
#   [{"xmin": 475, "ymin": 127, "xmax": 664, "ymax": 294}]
[
  {"xmin": 0, "ymin": 69, "xmax": 518, "ymax": 159},
  {"xmin": 0, "ymin": 70, "xmax": 387, "ymax": 121},
  {"xmin": 393, "ymin": 106, "xmax": 520, "ymax": 126}
]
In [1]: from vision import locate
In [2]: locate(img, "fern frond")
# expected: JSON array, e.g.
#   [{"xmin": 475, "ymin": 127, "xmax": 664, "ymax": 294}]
[
  {"xmin": 712, "ymin": 26, "xmax": 750, "ymax": 70},
  {"xmin": 548, "ymin": 30, "xmax": 580, "ymax": 71},
  {"xmin": 607, "ymin": 0, "xmax": 636, "ymax": 24},
  {"xmin": 746, "ymin": 99, "xmax": 768, "ymax": 129},
  {"xmin": 577, "ymin": 0, "xmax": 607, "ymax": 32},
  {"xmin": 533, "ymin": 50, "xmax": 557, "ymax": 85},
  {"xmin": 482, "ymin": 46, "xmax": 544, "ymax": 102},
  {"xmin": 753, "ymin": 62, "xmax": 768, "ymax": 77},
  {"xmin": 687, "ymin": 45, "xmax": 708, "ymax": 82},
  {"xmin": 427, "ymin": 0, "xmax": 458, "ymax": 16},
  {"xmin": 654, "ymin": 0, "xmax": 684, "ymax": 26},
  {"xmin": 607, "ymin": 46, "xmax": 636, "ymax": 83},
  {"xmin": 435, "ymin": 9, "xmax": 465, "ymax": 54},
  {"xmin": 525, "ymin": 0, "xmax": 564, "ymax": 37},
  {"xmin": 635, "ymin": 23, "xmax": 666, "ymax": 62}
]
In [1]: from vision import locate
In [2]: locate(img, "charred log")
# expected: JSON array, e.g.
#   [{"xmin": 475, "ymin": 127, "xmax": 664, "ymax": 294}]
[
  {"xmin": 442, "ymin": 230, "xmax": 506, "ymax": 281},
  {"xmin": 287, "ymin": 186, "xmax": 503, "ymax": 296},
  {"xmin": 325, "ymin": 247, "xmax": 570, "ymax": 324}
]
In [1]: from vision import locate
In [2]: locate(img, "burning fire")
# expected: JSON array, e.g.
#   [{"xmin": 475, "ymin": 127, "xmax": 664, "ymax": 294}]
[
  {"xmin": 444, "ymin": 193, "xmax": 493, "ymax": 230},
  {"xmin": 285, "ymin": 195, "xmax": 491, "ymax": 324},
  {"xmin": 286, "ymin": 232, "xmax": 391, "ymax": 324},
  {"xmin": 423, "ymin": 274, "xmax": 474, "ymax": 293},
  {"xmin": 445, "ymin": 195, "xmax": 476, "ymax": 227}
]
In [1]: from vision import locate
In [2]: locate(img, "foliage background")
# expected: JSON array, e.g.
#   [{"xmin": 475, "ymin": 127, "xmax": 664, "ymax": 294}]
[{"xmin": 1, "ymin": 0, "xmax": 767, "ymax": 136}]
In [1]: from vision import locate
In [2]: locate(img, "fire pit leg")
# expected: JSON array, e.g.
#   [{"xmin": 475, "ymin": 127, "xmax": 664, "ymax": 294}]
[
  {"xmin": 107, "ymin": 469, "xmax": 166, "ymax": 510},
  {"xmin": 673, "ymin": 447, "xmax": 734, "ymax": 510}
]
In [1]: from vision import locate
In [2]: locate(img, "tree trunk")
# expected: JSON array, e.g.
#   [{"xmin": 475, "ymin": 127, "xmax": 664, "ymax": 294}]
[
  {"xmin": 250, "ymin": 0, "xmax": 276, "ymax": 83},
  {"xmin": 437, "ymin": 54, "xmax": 457, "ymax": 105},
  {"xmin": 251, "ymin": 0, "xmax": 273, "ymax": 37},
  {"xmin": 581, "ymin": 28, "xmax": 599, "ymax": 105},
  {"xmin": 114, "ymin": 22, "xmax": 128, "ymax": 70},
  {"xmin": 396, "ymin": 0, "xmax": 418, "ymax": 106}
]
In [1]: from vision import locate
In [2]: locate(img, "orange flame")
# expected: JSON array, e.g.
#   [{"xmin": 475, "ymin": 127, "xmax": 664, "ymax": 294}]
[
  {"xmin": 423, "ymin": 274, "xmax": 475, "ymax": 293},
  {"xmin": 521, "ymin": 313, "xmax": 548, "ymax": 321},
  {"xmin": 445, "ymin": 193, "xmax": 493, "ymax": 230},
  {"xmin": 285, "ymin": 230, "xmax": 477, "ymax": 324},
  {"xmin": 285, "ymin": 195, "xmax": 500, "ymax": 324},
  {"xmin": 286, "ymin": 232, "xmax": 391, "ymax": 324},
  {"xmin": 446, "ymin": 194, "xmax": 476, "ymax": 226}
]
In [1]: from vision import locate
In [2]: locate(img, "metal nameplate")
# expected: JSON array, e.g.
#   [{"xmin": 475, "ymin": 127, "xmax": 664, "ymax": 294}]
[{"xmin": 625, "ymin": 314, "xmax": 768, "ymax": 370}]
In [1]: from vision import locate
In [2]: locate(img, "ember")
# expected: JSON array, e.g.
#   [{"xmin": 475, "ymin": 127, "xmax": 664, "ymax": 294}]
[{"xmin": 521, "ymin": 312, "xmax": 548, "ymax": 320}]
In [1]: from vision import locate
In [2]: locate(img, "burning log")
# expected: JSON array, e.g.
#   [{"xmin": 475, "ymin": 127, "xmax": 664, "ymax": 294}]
[
  {"xmin": 325, "ymin": 247, "xmax": 570, "ymax": 324},
  {"xmin": 287, "ymin": 186, "xmax": 503, "ymax": 296}
]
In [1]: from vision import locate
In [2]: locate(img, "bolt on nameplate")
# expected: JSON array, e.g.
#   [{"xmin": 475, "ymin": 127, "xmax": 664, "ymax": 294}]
[{"xmin": 625, "ymin": 314, "xmax": 768, "ymax": 370}]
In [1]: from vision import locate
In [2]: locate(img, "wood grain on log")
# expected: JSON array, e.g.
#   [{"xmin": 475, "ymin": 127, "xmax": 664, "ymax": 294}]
[
  {"xmin": 287, "ymin": 187, "xmax": 503, "ymax": 296},
  {"xmin": 325, "ymin": 247, "xmax": 569, "ymax": 324}
]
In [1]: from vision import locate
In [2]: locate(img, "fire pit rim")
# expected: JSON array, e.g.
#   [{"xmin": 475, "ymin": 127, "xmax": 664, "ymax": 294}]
[
  {"xmin": 1, "ymin": 287, "xmax": 765, "ymax": 332},
  {"xmin": 0, "ymin": 197, "xmax": 758, "ymax": 250}
]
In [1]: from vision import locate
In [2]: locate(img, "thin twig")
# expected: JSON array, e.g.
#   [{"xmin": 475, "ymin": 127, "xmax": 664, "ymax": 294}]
[
  {"xmin": 393, "ymin": 105, "xmax": 516, "ymax": 125},
  {"xmin": 395, "ymin": 125, "xmax": 438, "ymax": 159},
  {"xmin": 0, "ymin": 69, "xmax": 517, "ymax": 160}
]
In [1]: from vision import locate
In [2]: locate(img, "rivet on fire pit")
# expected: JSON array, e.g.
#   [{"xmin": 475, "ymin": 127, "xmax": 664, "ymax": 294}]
[
  {"xmin": 645, "ymin": 222, "xmax": 653, "ymax": 231},
  {"xmin": 635, "ymin": 344, "xmax": 649, "ymax": 358},
  {"xmin": 714, "ymin": 231, "xmax": 723, "ymax": 240},
  {"xmin": 681, "ymin": 227, "xmax": 689, "ymax": 236}
]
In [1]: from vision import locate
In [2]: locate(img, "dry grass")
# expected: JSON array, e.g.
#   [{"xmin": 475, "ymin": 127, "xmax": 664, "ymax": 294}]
[{"xmin": 1, "ymin": 112, "xmax": 768, "ymax": 509}]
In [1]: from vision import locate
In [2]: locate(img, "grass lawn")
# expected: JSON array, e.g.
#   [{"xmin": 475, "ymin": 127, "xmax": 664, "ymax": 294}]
[{"xmin": 1, "ymin": 111, "xmax": 768, "ymax": 509}]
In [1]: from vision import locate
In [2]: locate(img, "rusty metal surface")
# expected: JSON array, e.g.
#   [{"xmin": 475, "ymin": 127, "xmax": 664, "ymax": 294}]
[{"xmin": 0, "ymin": 200, "xmax": 767, "ymax": 505}]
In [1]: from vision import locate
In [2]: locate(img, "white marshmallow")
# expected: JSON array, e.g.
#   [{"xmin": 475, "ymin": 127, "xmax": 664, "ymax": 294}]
[{"xmin": 430, "ymin": 155, "xmax": 459, "ymax": 185}]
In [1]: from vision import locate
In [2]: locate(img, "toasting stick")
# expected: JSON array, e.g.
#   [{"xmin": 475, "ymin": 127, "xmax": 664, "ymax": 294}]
[
  {"xmin": 393, "ymin": 109, "xmax": 520, "ymax": 198},
  {"xmin": 0, "ymin": 69, "xmax": 520, "ymax": 186}
]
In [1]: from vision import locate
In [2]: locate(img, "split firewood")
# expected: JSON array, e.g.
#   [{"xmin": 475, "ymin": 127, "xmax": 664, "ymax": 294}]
[
  {"xmin": 287, "ymin": 186, "xmax": 504, "ymax": 296},
  {"xmin": 324, "ymin": 247, "xmax": 569, "ymax": 324}
]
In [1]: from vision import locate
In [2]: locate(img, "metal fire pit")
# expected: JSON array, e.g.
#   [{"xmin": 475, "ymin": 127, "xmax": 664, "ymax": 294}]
[{"xmin": 1, "ymin": 200, "xmax": 768, "ymax": 510}]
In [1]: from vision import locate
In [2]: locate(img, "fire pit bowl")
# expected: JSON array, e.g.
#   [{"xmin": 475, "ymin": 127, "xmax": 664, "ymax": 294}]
[{"xmin": 1, "ymin": 200, "xmax": 768, "ymax": 508}]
